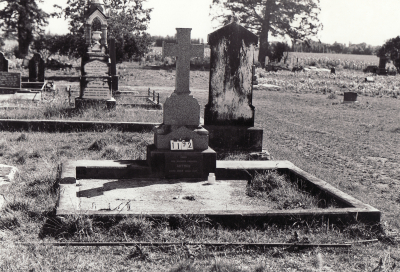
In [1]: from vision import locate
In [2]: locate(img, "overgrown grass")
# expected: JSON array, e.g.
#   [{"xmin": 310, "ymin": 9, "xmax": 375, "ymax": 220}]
[
  {"xmin": 0, "ymin": 65, "xmax": 399, "ymax": 270},
  {"xmin": 246, "ymin": 170, "xmax": 326, "ymax": 210}
]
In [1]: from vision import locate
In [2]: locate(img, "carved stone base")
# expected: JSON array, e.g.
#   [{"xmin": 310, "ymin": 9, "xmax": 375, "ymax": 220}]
[
  {"xmin": 146, "ymin": 144, "xmax": 217, "ymax": 179},
  {"xmin": 204, "ymin": 125, "xmax": 263, "ymax": 152},
  {"xmin": 153, "ymin": 124, "xmax": 209, "ymax": 150}
]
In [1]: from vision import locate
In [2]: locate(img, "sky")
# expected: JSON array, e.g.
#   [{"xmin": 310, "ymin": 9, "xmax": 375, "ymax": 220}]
[{"xmin": 39, "ymin": 0, "xmax": 400, "ymax": 46}]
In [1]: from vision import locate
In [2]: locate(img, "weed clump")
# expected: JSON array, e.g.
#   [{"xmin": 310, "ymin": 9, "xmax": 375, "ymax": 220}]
[
  {"xmin": 16, "ymin": 133, "xmax": 27, "ymax": 141},
  {"xmin": 12, "ymin": 150, "xmax": 27, "ymax": 164},
  {"xmin": 247, "ymin": 170, "xmax": 318, "ymax": 210},
  {"xmin": 327, "ymin": 93, "xmax": 337, "ymax": 99},
  {"xmin": 101, "ymin": 145, "xmax": 120, "ymax": 160},
  {"xmin": 110, "ymin": 217, "xmax": 153, "ymax": 238},
  {"xmin": 0, "ymin": 215, "xmax": 20, "ymax": 230},
  {"xmin": 88, "ymin": 139, "xmax": 107, "ymax": 151}
]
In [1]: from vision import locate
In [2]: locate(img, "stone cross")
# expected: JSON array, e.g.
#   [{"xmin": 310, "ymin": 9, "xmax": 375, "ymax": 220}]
[{"xmin": 163, "ymin": 28, "xmax": 204, "ymax": 95}]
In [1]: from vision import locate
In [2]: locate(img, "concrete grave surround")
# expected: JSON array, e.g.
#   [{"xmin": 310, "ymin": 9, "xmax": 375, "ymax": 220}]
[
  {"xmin": 0, "ymin": 52, "xmax": 9, "ymax": 72},
  {"xmin": 57, "ymin": 159, "xmax": 380, "ymax": 224}
]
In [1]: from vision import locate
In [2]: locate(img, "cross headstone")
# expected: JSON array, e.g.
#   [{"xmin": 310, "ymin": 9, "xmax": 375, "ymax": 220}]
[
  {"xmin": 148, "ymin": 28, "xmax": 216, "ymax": 179},
  {"xmin": 163, "ymin": 28, "xmax": 204, "ymax": 95},
  {"xmin": 28, "ymin": 53, "xmax": 45, "ymax": 82},
  {"xmin": 161, "ymin": 28, "xmax": 205, "ymax": 126},
  {"xmin": 0, "ymin": 52, "xmax": 9, "ymax": 72}
]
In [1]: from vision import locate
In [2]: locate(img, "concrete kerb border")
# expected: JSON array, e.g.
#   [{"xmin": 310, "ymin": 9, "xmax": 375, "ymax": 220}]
[
  {"xmin": 57, "ymin": 159, "xmax": 380, "ymax": 224},
  {"xmin": 0, "ymin": 119, "xmax": 160, "ymax": 132}
]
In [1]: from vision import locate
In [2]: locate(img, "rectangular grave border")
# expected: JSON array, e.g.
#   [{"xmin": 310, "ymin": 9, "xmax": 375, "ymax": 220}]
[
  {"xmin": 57, "ymin": 160, "xmax": 380, "ymax": 224},
  {"xmin": 0, "ymin": 119, "xmax": 159, "ymax": 132}
]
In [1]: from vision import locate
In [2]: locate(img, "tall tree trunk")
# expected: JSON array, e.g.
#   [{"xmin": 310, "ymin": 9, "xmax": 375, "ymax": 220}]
[
  {"xmin": 16, "ymin": 0, "xmax": 33, "ymax": 58},
  {"xmin": 17, "ymin": 30, "xmax": 32, "ymax": 58},
  {"xmin": 258, "ymin": 0, "xmax": 273, "ymax": 67}
]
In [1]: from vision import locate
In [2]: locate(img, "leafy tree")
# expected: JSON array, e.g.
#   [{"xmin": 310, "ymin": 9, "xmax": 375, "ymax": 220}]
[
  {"xmin": 377, "ymin": 36, "xmax": 400, "ymax": 72},
  {"xmin": 0, "ymin": 0, "xmax": 54, "ymax": 58},
  {"xmin": 210, "ymin": 0, "xmax": 322, "ymax": 66},
  {"xmin": 61, "ymin": 0, "xmax": 152, "ymax": 61}
]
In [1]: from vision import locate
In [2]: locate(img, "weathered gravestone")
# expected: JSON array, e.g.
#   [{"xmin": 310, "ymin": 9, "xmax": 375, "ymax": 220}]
[
  {"xmin": 378, "ymin": 57, "xmax": 387, "ymax": 75},
  {"xmin": 0, "ymin": 52, "xmax": 9, "ymax": 72},
  {"xmin": 28, "ymin": 53, "xmax": 45, "ymax": 82},
  {"xmin": 0, "ymin": 71, "xmax": 21, "ymax": 94},
  {"xmin": 204, "ymin": 22, "xmax": 263, "ymax": 152},
  {"xmin": 75, "ymin": 0, "xmax": 117, "ymax": 109},
  {"xmin": 343, "ymin": 92, "xmax": 358, "ymax": 103},
  {"xmin": 147, "ymin": 28, "xmax": 216, "ymax": 179}
]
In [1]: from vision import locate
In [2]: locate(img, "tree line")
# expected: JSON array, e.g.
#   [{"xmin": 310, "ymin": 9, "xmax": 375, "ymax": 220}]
[{"xmin": 291, "ymin": 40, "xmax": 380, "ymax": 55}]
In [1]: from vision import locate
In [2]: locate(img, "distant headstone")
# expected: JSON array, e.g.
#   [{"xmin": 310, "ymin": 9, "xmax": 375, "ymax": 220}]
[
  {"xmin": 0, "ymin": 71, "xmax": 21, "ymax": 94},
  {"xmin": 75, "ymin": 0, "xmax": 117, "ymax": 109},
  {"xmin": 204, "ymin": 22, "xmax": 263, "ymax": 152},
  {"xmin": 28, "ymin": 53, "xmax": 45, "ymax": 82},
  {"xmin": 331, "ymin": 67, "xmax": 335, "ymax": 74},
  {"xmin": 0, "ymin": 52, "xmax": 9, "ymax": 72},
  {"xmin": 378, "ymin": 57, "xmax": 387, "ymax": 75},
  {"xmin": 343, "ymin": 92, "xmax": 358, "ymax": 103},
  {"xmin": 147, "ymin": 28, "xmax": 216, "ymax": 179}
]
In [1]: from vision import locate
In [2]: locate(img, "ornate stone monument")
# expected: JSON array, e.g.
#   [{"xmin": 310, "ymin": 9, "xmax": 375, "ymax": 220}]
[
  {"xmin": 204, "ymin": 22, "xmax": 263, "ymax": 152},
  {"xmin": 75, "ymin": 0, "xmax": 117, "ymax": 109},
  {"xmin": 147, "ymin": 28, "xmax": 216, "ymax": 179}
]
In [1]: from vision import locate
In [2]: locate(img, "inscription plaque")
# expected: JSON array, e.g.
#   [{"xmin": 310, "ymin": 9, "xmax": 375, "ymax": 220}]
[
  {"xmin": 83, "ymin": 78, "xmax": 111, "ymax": 100},
  {"xmin": 0, "ymin": 72, "xmax": 21, "ymax": 94},
  {"xmin": 165, "ymin": 153, "xmax": 203, "ymax": 178},
  {"xmin": 84, "ymin": 60, "xmax": 109, "ymax": 76}
]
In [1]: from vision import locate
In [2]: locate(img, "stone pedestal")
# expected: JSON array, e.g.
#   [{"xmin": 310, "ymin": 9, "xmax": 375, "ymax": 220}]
[{"xmin": 204, "ymin": 125, "xmax": 263, "ymax": 152}]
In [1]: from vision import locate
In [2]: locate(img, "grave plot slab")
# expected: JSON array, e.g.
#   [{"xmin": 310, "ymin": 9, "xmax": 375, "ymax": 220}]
[{"xmin": 57, "ymin": 160, "xmax": 380, "ymax": 224}]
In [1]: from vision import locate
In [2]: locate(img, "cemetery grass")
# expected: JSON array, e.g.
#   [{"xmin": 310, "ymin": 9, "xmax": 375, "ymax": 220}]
[
  {"xmin": 0, "ymin": 68, "xmax": 400, "ymax": 270},
  {"xmin": 0, "ymin": 131, "xmax": 393, "ymax": 271}
]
